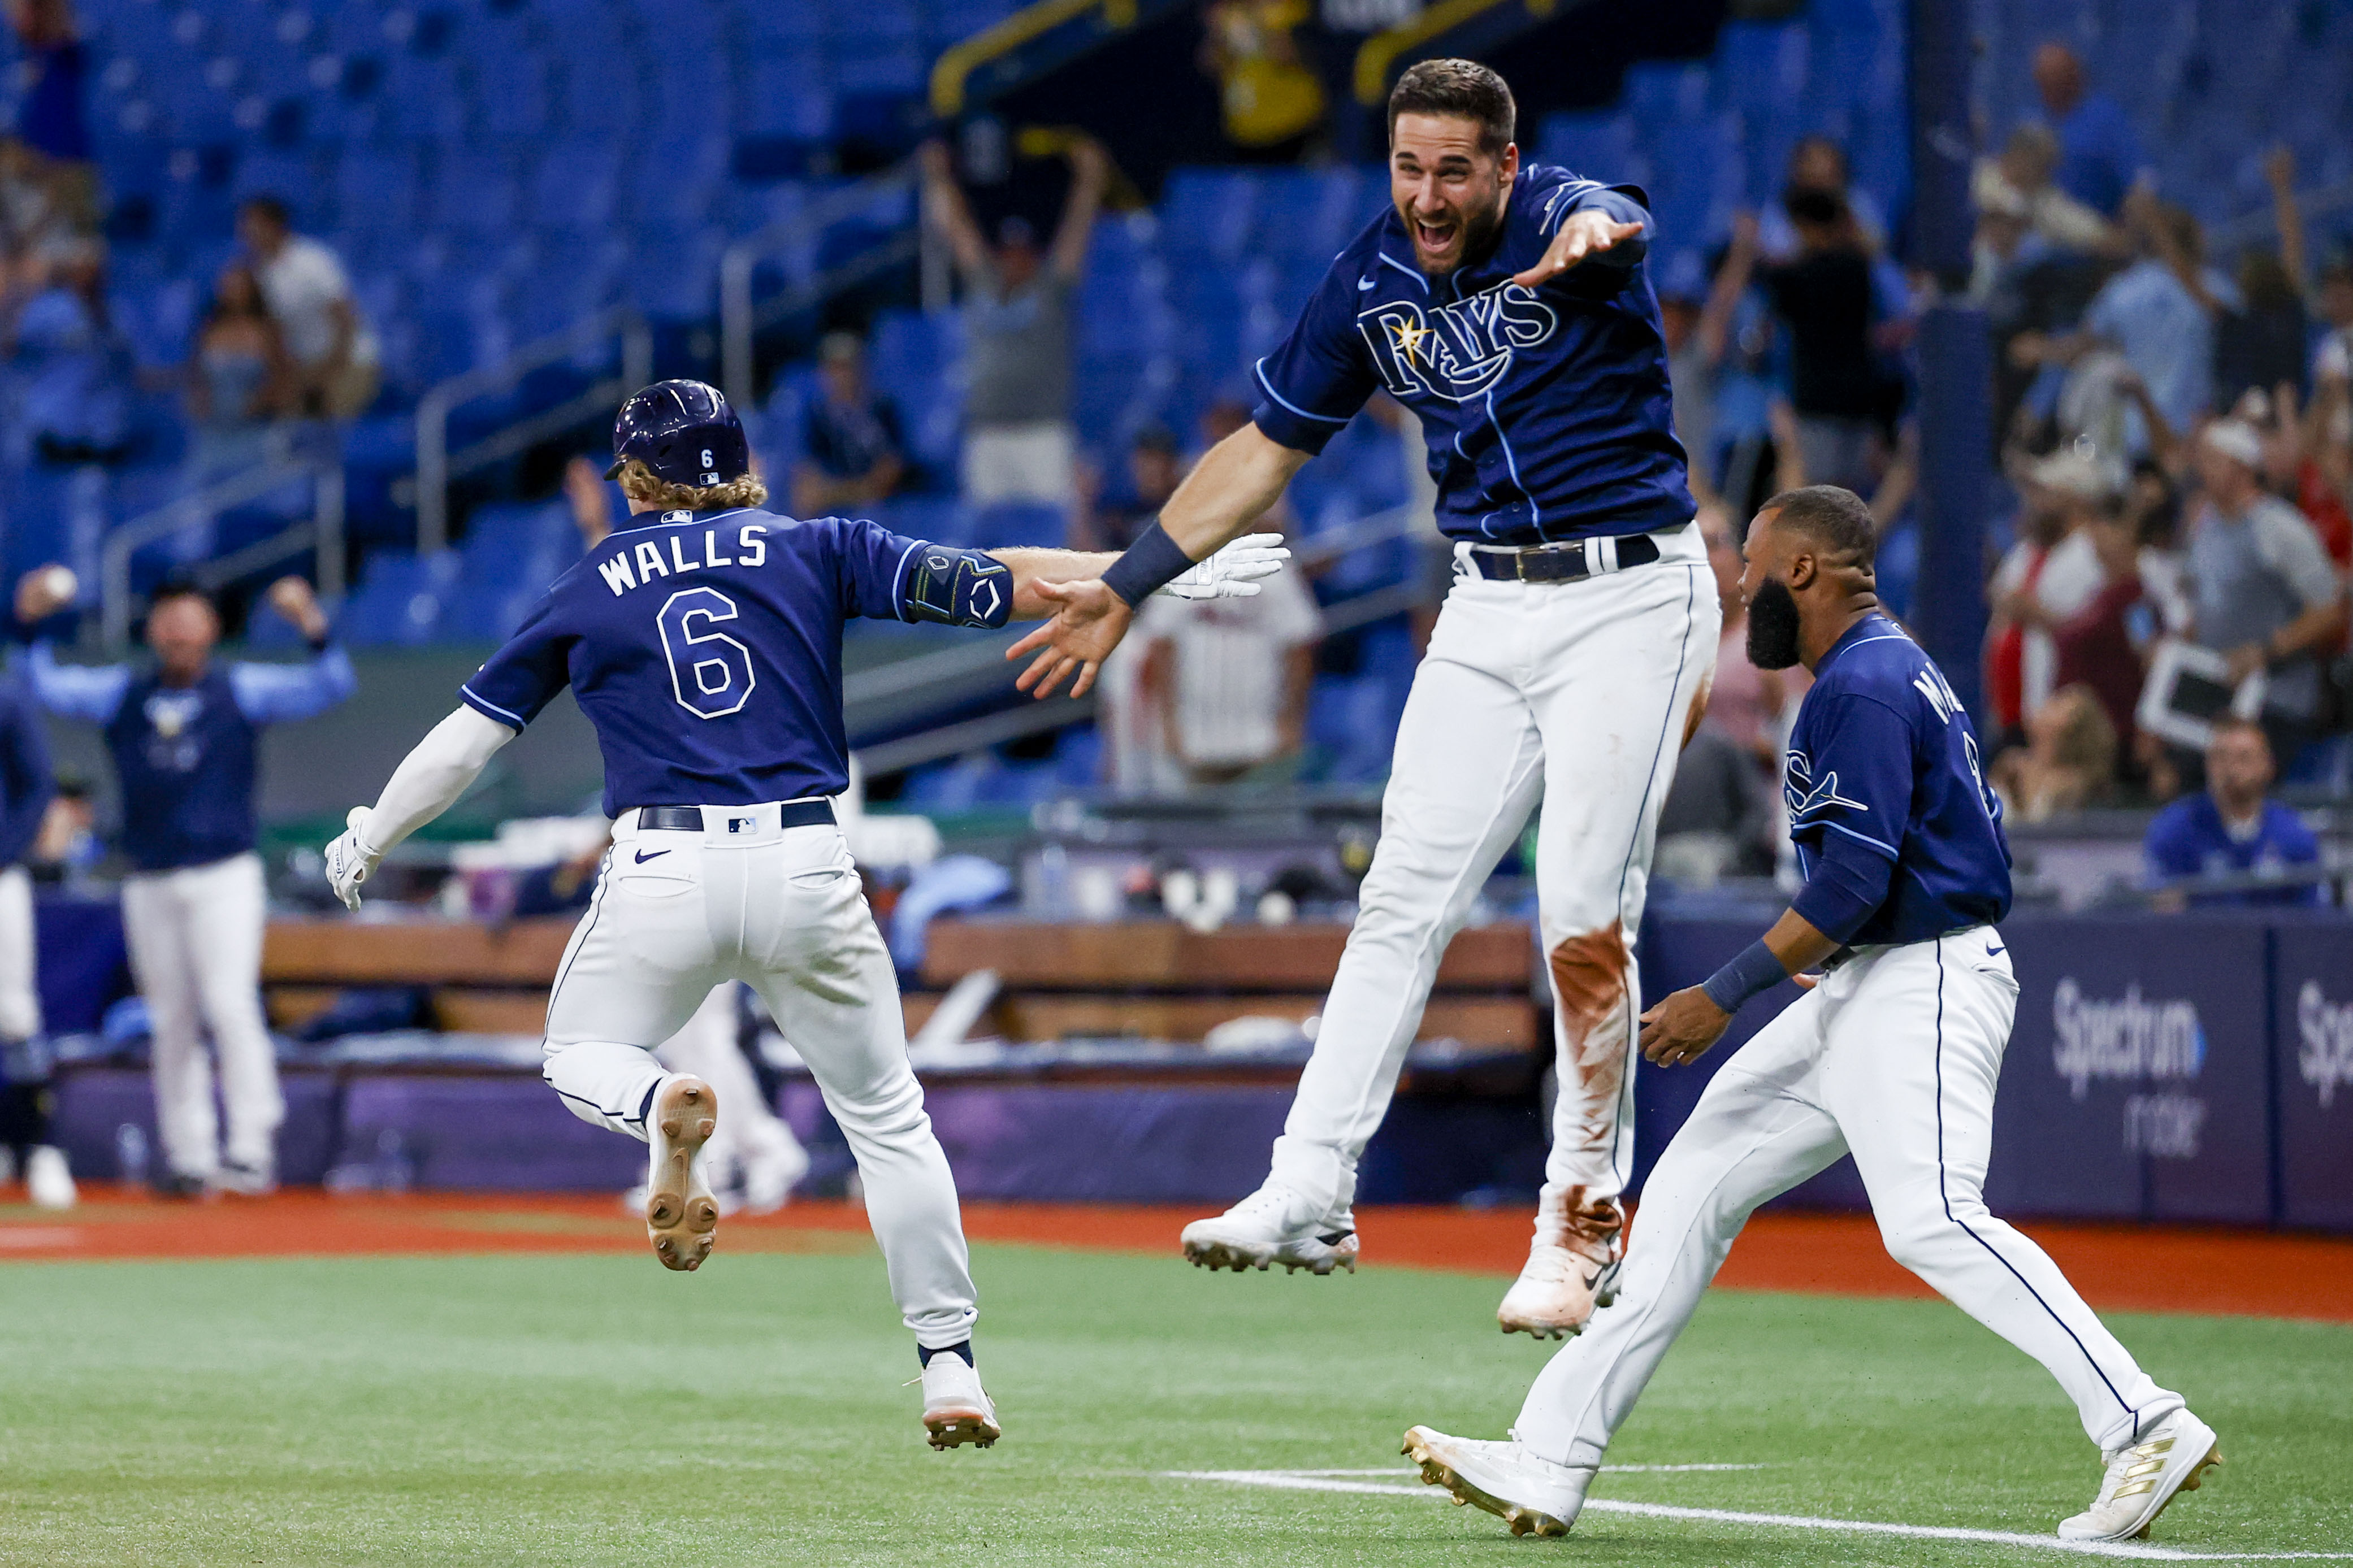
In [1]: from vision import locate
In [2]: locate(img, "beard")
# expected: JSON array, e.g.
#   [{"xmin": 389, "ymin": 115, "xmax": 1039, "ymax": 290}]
[
  {"xmin": 1745, "ymin": 576, "xmax": 1805, "ymax": 670},
  {"xmin": 1401, "ymin": 186, "xmax": 1507, "ymax": 275}
]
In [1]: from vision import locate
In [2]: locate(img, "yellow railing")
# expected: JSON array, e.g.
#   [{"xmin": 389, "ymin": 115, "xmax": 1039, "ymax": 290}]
[
  {"xmin": 1353, "ymin": 0, "xmax": 1561, "ymax": 106},
  {"xmin": 930, "ymin": 0, "xmax": 1141, "ymax": 118}
]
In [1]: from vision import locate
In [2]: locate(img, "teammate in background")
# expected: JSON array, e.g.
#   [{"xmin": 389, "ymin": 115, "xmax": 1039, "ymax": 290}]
[
  {"xmin": 1402, "ymin": 487, "xmax": 2218, "ymax": 1547},
  {"xmin": 322, "ymin": 380, "xmax": 1285, "ymax": 1447},
  {"xmin": 0, "ymin": 661, "xmax": 65, "ymax": 1206},
  {"xmin": 15, "ymin": 571, "xmax": 353, "ymax": 1197},
  {"xmin": 1012, "ymin": 59, "xmax": 1714, "ymax": 1337}
]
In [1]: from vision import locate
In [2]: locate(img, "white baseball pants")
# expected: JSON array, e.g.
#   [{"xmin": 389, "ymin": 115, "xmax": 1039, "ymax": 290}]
[
  {"xmin": 0, "ymin": 865, "xmax": 40, "ymax": 1043},
  {"xmin": 653, "ymin": 982, "xmax": 807, "ymax": 1197},
  {"xmin": 541, "ymin": 804, "xmax": 976, "ymax": 1349},
  {"xmin": 1268, "ymin": 526, "xmax": 1719, "ymax": 1220},
  {"xmin": 120, "ymin": 853, "xmax": 282, "ymax": 1179},
  {"xmin": 1513, "ymin": 929, "xmax": 2183, "ymax": 1463}
]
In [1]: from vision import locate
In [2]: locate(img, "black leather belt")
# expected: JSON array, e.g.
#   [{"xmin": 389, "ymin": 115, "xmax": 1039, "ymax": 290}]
[
  {"xmin": 1468, "ymin": 533, "xmax": 1661, "ymax": 583},
  {"xmin": 637, "ymin": 801, "xmax": 834, "ymax": 832}
]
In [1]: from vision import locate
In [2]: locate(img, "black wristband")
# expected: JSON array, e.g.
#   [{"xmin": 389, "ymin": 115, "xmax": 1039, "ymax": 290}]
[
  {"xmin": 1699, "ymin": 939, "xmax": 1788, "ymax": 1017},
  {"xmin": 1099, "ymin": 519, "xmax": 1195, "ymax": 608},
  {"xmin": 307, "ymin": 628, "xmax": 333, "ymax": 654}
]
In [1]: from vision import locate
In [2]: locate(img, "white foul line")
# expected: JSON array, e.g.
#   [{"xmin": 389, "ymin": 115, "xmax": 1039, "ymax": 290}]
[{"xmin": 1164, "ymin": 1470, "xmax": 2353, "ymax": 1561}]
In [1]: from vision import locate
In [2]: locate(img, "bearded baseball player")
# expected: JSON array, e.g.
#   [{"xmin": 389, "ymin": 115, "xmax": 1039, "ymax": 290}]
[
  {"xmin": 1403, "ymin": 487, "xmax": 2219, "ymax": 1545},
  {"xmin": 1009, "ymin": 59, "xmax": 1713, "ymax": 1337},
  {"xmin": 322, "ymin": 380, "xmax": 1285, "ymax": 1445}
]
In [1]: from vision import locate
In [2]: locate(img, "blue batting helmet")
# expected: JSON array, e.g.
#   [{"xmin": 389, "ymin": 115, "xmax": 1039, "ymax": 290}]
[{"xmin": 604, "ymin": 379, "xmax": 749, "ymax": 487}]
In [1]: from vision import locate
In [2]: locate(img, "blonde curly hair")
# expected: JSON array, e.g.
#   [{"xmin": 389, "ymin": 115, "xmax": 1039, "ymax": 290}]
[{"xmin": 613, "ymin": 459, "xmax": 769, "ymax": 512}]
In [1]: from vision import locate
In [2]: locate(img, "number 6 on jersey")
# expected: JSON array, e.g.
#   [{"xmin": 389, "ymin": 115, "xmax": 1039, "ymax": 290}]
[{"xmin": 660, "ymin": 587, "xmax": 756, "ymax": 718}]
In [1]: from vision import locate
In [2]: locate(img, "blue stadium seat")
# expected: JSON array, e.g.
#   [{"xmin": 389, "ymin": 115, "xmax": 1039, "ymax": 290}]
[
  {"xmin": 1536, "ymin": 112, "xmax": 1643, "ymax": 184},
  {"xmin": 337, "ymin": 550, "xmax": 461, "ymax": 648}
]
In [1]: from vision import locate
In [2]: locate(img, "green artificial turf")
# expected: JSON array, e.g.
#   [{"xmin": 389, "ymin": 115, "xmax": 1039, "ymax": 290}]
[{"xmin": 0, "ymin": 1240, "xmax": 2343, "ymax": 1565}]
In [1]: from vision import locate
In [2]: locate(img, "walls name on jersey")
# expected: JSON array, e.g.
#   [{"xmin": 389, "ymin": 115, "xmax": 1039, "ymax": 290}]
[
  {"xmin": 2051, "ymin": 978, "xmax": 2207, "ymax": 1101},
  {"xmin": 596, "ymin": 520, "xmax": 770, "ymax": 597},
  {"xmin": 1357, "ymin": 282, "xmax": 1557, "ymax": 402},
  {"xmin": 2298, "ymin": 980, "xmax": 2353, "ymax": 1109}
]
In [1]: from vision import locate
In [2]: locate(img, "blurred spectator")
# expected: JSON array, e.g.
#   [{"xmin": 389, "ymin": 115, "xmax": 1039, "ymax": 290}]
[
  {"xmin": 1754, "ymin": 136, "xmax": 1887, "ymax": 261},
  {"xmin": 0, "ymin": 136, "xmax": 68, "ymax": 264},
  {"xmin": 920, "ymin": 137, "xmax": 1107, "ymax": 508},
  {"xmin": 2021, "ymin": 196, "xmax": 2235, "ymax": 448},
  {"xmin": 1971, "ymin": 125, "xmax": 2114, "ymax": 256},
  {"xmin": 1988, "ymin": 449, "xmax": 2116, "ymax": 740},
  {"xmin": 2312, "ymin": 254, "xmax": 2353, "ymax": 389},
  {"xmin": 1992, "ymin": 683, "xmax": 2117, "ymax": 822},
  {"xmin": 562, "ymin": 453, "xmax": 618, "ymax": 548},
  {"xmin": 27, "ymin": 771, "xmax": 93, "ymax": 889},
  {"xmin": 1199, "ymin": 0, "xmax": 1328, "ymax": 163},
  {"xmin": 791, "ymin": 331, "xmax": 907, "ymax": 519},
  {"xmin": 2215, "ymin": 149, "xmax": 2311, "ymax": 410},
  {"xmin": 1752, "ymin": 189, "xmax": 1880, "ymax": 494},
  {"xmin": 6, "ymin": 0, "xmax": 92, "ymax": 229},
  {"xmin": 2049, "ymin": 501, "xmax": 2155, "ymax": 756},
  {"xmin": 1654, "ymin": 725, "xmax": 1773, "ymax": 885},
  {"xmin": 1134, "ymin": 562, "xmax": 1320, "ymax": 788},
  {"xmin": 2183, "ymin": 419, "xmax": 2348, "ymax": 767},
  {"xmin": 1080, "ymin": 422, "xmax": 1182, "ymax": 553},
  {"xmin": 2029, "ymin": 41, "xmax": 2147, "ymax": 218},
  {"xmin": 4, "ymin": 233, "xmax": 127, "ymax": 466},
  {"xmin": 2144, "ymin": 718, "xmax": 2321, "ymax": 909},
  {"xmin": 1659, "ymin": 225, "xmax": 1758, "ymax": 506},
  {"xmin": 186, "ymin": 262, "xmax": 292, "ymax": 479},
  {"xmin": 1698, "ymin": 502, "xmax": 1796, "ymax": 772},
  {"xmin": 236, "ymin": 197, "xmax": 379, "ymax": 419}
]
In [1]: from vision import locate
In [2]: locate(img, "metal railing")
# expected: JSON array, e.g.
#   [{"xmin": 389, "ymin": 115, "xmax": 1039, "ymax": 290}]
[
  {"xmin": 99, "ymin": 449, "xmax": 345, "ymax": 650},
  {"xmin": 412, "ymin": 305, "xmax": 652, "ymax": 555},
  {"xmin": 848, "ymin": 503, "xmax": 1439, "ymax": 776},
  {"xmin": 718, "ymin": 166, "xmax": 921, "ymax": 411},
  {"xmin": 929, "ymin": 0, "xmax": 1138, "ymax": 118}
]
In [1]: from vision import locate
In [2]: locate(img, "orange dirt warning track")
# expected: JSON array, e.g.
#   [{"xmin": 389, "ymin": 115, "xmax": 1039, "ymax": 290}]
[{"xmin": 1, "ymin": 1187, "xmax": 2348, "ymax": 1324}]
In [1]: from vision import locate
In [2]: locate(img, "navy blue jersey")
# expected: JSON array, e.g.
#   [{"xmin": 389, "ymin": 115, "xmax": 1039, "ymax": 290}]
[
  {"xmin": 462, "ymin": 506, "xmax": 927, "ymax": 815},
  {"xmin": 1250, "ymin": 162, "xmax": 1693, "ymax": 545},
  {"xmin": 1784, "ymin": 615, "xmax": 2013, "ymax": 947},
  {"xmin": 2143, "ymin": 793, "xmax": 2321, "ymax": 907},
  {"xmin": 24, "ymin": 642, "xmax": 354, "ymax": 871},
  {"xmin": 0, "ymin": 675, "xmax": 53, "ymax": 869}
]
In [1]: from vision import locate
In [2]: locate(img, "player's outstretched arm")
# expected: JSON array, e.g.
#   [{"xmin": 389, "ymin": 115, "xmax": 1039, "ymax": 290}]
[
  {"xmin": 324, "ymin": 706, "xmax": 516, "ymax": 911},
  {"xmin": 988, "ymin": 534, "xmax": 1291, "ymax": 620},
  {"xmin": 1639, "ymin": 909, "xmax": 1840, "ymax": 1069},
  {"xmin": 1004, "ymin": 424, "xmax": 1311, "ymax": 700}
]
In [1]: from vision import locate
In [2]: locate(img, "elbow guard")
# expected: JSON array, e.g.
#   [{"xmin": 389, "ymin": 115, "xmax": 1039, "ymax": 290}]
[{"xmin": 903, "ymin": 546, "xmax": 1012, "ymax": 629}]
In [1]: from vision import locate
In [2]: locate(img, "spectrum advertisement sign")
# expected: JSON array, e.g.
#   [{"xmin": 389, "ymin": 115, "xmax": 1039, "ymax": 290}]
[
  {"xmin": 2277, "ymin": 923, "xmax": 2353, "ymax": 1230},
  {"xmin": 1986, "ymin": 916, "xmax": 2271, "ymax": 1224}
]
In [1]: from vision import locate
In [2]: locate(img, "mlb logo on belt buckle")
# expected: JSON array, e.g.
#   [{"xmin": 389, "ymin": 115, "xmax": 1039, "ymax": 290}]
[{"xmin": 729, "ymin": 816, "xmax": 755, "ymax": 834}]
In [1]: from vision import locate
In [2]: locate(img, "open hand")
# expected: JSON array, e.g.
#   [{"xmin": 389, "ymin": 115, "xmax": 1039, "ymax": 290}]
[
  {"xmin": 1156, "ymin": 533, "xmax": 1289, "ymax": 601},
  {"xmin": 1006, "ymin": 579, "xmax": 1134, "ymax": 699},
  {"xmin": 1637, "ymin": 985, "xmax": 1732, "ymax": 1067},
  {"xmin": 1511, "ymin": 209, "xmax": 1644, "ymax": 290}
]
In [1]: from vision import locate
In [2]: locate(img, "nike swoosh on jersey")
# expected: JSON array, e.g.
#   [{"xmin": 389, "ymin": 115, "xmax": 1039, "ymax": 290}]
[
  {"xmin": 1358, "ymin": 276, "xmax": 1377, "ymax": 290},
  {"xmin": 634, "ymin": 848, "xmax": 672, "ymax": 864},
  {"xmin": 1986, "ymin": 941, "xmax": 2005, "ymax": 955}
]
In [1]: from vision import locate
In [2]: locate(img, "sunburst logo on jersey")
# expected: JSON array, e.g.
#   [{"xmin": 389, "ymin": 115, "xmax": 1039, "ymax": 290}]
[{"xmin": 1385, "ymin": 315, "xmax": 1431, "ymax": 365}]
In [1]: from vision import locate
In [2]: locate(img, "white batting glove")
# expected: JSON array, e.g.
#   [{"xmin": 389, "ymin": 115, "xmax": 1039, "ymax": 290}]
[
  {"xmin": 1154, "ymin": 533, "xmax": 1290, "ymax": 601},
  {"xmin": 324, "ymin": 805, "xmax": 384, "ymax": 912}
]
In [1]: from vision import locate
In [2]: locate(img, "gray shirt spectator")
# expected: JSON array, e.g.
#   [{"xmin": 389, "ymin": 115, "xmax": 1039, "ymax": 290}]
[
  {"xmin": 2186, "ymin": 420, "xmax": 2347, "ymax": 731},
  {"xmin": 920, "ymin": 136, "xmax": 1108, "ymax": 509}
]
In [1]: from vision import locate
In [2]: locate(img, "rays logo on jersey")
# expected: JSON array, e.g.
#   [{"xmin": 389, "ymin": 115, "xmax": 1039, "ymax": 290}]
[
  {"xmin": 1783, "ymin": 749, "xmax": 1867, "ymax": 828},
  {"xmin": 1356, "ymin": 283, "xmax": 1557, "ymax": 402}
]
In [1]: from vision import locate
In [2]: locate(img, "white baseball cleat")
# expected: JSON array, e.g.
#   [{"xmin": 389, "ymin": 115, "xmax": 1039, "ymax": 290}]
[
  {"xmin": 2057, "ymin": 1409, "xmax": 2222, "ymax": 1542},
  {"xmin": 920, "ymin": 1353, "xmax": 1000, "ymax": 1450},
  {"xmin": 1403, "ymin": 1425, "xmax": 1595, "ymax": 1538},
  {"xmin": 1180, "ymin": 1182, "xmax": 1358, "ymax": 1274},
  {"xmin": 1497, "ymin": 1193, "xmax": 1624, "ymax": 1338},
  {"xmin": 24, "ymin": 1146, "xmax": 75, "ymax": 1209},
  {"xmin": 644, "ymin": 1075, "xmax": 720, "ymax": 1272}
]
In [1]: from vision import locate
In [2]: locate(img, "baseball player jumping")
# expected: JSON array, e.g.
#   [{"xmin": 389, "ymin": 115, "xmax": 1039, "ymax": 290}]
[
  {"xmin": 1402, "ymin": 487, "xmax": 2218, "ymax": 1547},
  {"xmin": 1009, "ymin": 59, "xmax": 1714, "ymax": 1337},
  {"xmin": 323, "ymin": 380, "xmax": 1285, "ymax": 1447}
]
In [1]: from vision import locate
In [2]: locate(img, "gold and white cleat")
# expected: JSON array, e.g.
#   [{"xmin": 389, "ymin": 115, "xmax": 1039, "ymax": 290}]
[
  {"xmin": 1497, "ymin": 1192, "xmax": 1624, "ymax": 1338},
  {"xmin": 2058, "ymin": 1409, "xmax": 2222, "ymax": 1542},
  {"xmin": 644, "ymin": 1075, "xmax": 719, "ymax": 1272},
  {"xmin": 1403, "ymin": 1425, "xmax": 1594, "ymax": 1537},
  {"xmin": 920, "ymin": 1354, "xmax": 1001, "ymax": 1450}
]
